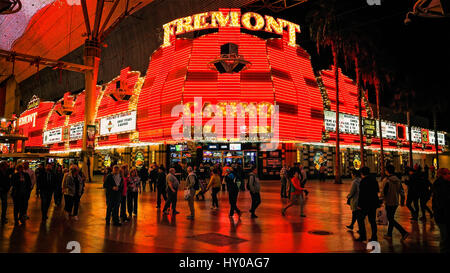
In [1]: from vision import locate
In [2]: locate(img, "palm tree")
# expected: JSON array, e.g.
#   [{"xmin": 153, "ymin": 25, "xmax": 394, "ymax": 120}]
[{"xmin": 307, "ymin": 0, "xmax": 343, "ymax": 184}]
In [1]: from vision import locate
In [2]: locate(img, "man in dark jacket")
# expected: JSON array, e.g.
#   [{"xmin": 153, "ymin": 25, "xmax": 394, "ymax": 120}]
[
  {"xmin": 404, "ymin": 168, "xmax": 420, "ymax": 221},
  {"xmin": 11, "ymin": 164, "xmax": 32, "ymax": 225},
  {"xmin": 155, "ymin": 167, "xmax": 167, "ymax": 209},
  {"xmin": 138, "ymin": 165, "xmax": 149, "ymax": 192},
  {"xmin": 417, "ymin": 172, "xmax": 433, "ymax": 221},
  {"xmin": 149, "ymin": 164, "xmax": 159, "ymax": 192},
  {"xmin": 0, "ymin": 161, "xmax": 12, "ymax": 224},
  {"xmin": 104, "ymin": 165, "xmax": 124, "ymax": 226},
  {"xmin": 37, "ymin": 164, "xmax": 57, "ymax": 221},
  {"xmin": 34, "ymin": 163, "xmax": 45, "ymax": 198},
  {"xmin": 432, "ymin": 168, "xmax": 450, "ymax": 253},
  {"xmin": 226, "ymin": 168, "xmax": 241, "ymax": 217},
  {"xmin": 356, "ymin": 166, "xmax": 380, "ymax": 242}
]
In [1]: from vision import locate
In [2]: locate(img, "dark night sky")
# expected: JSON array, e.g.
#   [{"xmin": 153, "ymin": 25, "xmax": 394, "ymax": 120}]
[{"xmin": 249, "ymin": 0, "xmax": 450, "ymax": 132}]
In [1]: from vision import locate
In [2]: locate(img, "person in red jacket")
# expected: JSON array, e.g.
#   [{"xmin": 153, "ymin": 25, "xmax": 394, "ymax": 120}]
[{"xmin": 282, "ymin": 171, "xmax": 306, "ymax": 217}]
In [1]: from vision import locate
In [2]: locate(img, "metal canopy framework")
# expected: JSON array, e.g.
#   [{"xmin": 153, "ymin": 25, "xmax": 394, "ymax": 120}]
[
  {"xmin": 0, "ymin": 49, "xmax": 93, "ymax": 74},
  {"xmin": 243, "ymin": 0, "xmax": 309, "ymax": 12}
]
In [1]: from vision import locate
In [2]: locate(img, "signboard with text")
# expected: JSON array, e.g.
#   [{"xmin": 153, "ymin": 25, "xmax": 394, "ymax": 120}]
[
  {"xmin": 70, "ymin": 123, "xmax": 84, "ymax": 141},
  {"xmin": 43, "ymin": 128, "xmax": 63, "ymax": 144},
  {"xmin": 363, "ymin": 118, "xmax": 376, "ymax": 137},
  {"xmin": 376, "ymin": 121, "xmax": 397, "ymax": 139},
  {"xmin": 100, "ymin": 111, "xmax": 137, "ymax": 136},
  {"xmin": 324, "ymin": 110, "xmax": 359, "ymax": 134}
]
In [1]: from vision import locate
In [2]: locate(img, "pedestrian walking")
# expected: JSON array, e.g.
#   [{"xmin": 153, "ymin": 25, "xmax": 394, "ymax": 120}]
[
  {"xmin": 138, "ymin": 165, "xmax": 149, "ymax": 192},
  {"xmin": 381, "ymin": 165, "xmax": 409, "ymax": 241},
  {"xmin": 404, "ymin": 167, "xmax": 420, "ymax": 221},
  {"xmin": 0, "ymin": 161, "xmax": 11, "ymax": 224},
  {"xmin": 163, "ymin": 168, "xmax": 180, "ymax": 215},
  {"xmin": 300, "ymin": 165, "xmax": 308, "ymax": 196},
  {"xmin": 11, "ymin": 164, "xmax": 32, "ymax": 225},
  {"xmin": 432, "ymin": 168, "xmax": 450, "ymax": 253},
  {"xmin": 355, "ymin": 166, "xmax": 379, "ymax": 242},
  {"xmin": 248, "ymin": 166, "xmax": 261, "ymax": 218},
  {"xmin": 127, "ymin": 168, "xmax": 141, "ymax": 217},
  {"xmin": 417, "ymin": 172, "xmax": 434, "ymax": 221},
  {"xmin": 280, "ymin": 165, "xmax": 288, "ymax": 198},
  {"xmin": 34, "ymin": 163, "xmax": 45, "ymax": 198},
  {"xmin": 23, "ymin": 161, "xmax": 35, "ymax": 219},
  {"xmin": 104, "ymin": 165, "xmax": 124, "ymax": 226},
  {"xmin": 430, "ymin": 164, "xmax": 435, "ymax": 179},
  {"xmin": 149, "ymin": 164, "xmax": 158, "ymax": 192},
  {"xmin": 206, "ymin": 168, "xmax": 221, "ymax": 209},
  {"xmin": 38, "ymin": 164, "xmax": 57, "ymax": 222},
  {"xmin": 156, "ymin": 166, "xmax": 167, "ymax": 209},
  {"xmin": 346, "ymin": 169, "xmax": 361, "ymax": 231},
  {"xmin": 54, "ymin": 165, "xmax": 64, "ymax": 207},
  {"xmin": 282, "ymin": 171, "xmax": 306, "ymax": 217},
  {"xmin": 62, "ymin": 165, "xmax": 84, "ymax": 221},
  {"xmin": 185, "ymin": 167, "xmax": 198, "ymax": 220},
  {"xmin": 319, "ymin": 165, "xmax": 326, "ymax": 182},
  {"xmin": 226, "ymin": 167, "xmax": 241, "ymax": 217}
]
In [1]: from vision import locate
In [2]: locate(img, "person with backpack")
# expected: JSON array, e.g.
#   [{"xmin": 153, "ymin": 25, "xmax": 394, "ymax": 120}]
[
  {"xmin": 381, "ymin": 165, "xmax": 409, "ymax": 241},
  {"xmin": 226, "ymin": 167, "xmax": 241, "ymax": 217},
  {"xmin": 185, "ymin": 166, "xmax": 198, "ymax": 220},
  {"xmin": 248, "ymin": 166, "xmax": 261, "ymax": 218}
]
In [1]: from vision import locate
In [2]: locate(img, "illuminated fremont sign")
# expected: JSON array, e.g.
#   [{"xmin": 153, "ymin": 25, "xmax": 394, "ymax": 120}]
[{"xmin": 162, "ymin": 10, "xmax": 301, "ymax": 47}]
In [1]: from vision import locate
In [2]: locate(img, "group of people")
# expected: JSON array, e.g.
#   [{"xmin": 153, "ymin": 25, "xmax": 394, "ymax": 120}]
[
  {"xmin": 103, "ymin": 164, "xmax": 142, "ymax": 226},
  {"xmin": 0, "ymin": 160, "xmax": 86, "ymax": 226},
  {"xmin": 346, "ymin": 164, "xmax": 450, "ymax": 253},
  {"xmin": 103, "ymin": 162, "xmax": 262, "ymax": 225}
]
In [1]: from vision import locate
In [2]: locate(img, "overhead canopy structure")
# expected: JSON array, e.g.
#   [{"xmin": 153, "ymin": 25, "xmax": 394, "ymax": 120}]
[{"xmin": 0, "ymin": 0, "xmax": 155, "ymax": 83}]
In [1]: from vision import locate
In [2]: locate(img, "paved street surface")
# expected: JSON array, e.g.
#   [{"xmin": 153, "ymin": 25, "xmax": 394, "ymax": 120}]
[{"xmin": 0, "ymin": 178, "xmax": 440, "ymax": 253}]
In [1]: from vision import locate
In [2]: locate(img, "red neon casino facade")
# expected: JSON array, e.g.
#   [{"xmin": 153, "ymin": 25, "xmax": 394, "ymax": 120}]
[{"xmin": 12, "ymin": 9, "xmax": 446, "ymax": 178}]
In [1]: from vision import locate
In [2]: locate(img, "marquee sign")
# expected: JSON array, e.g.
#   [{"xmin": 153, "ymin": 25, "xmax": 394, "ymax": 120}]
[
  {"xmin": 429, "ymin": 131, "xmax": 446, "ymax": 146},
  {"xmin": 100, "ymin": 111, "xmax": 137, "ymax": 136},
  {"xmin": 70, "ymin": 123, "xmax": 84, "ymax": 141},
  {"xmin": 18, "ymin": 112, "xmax": 37, "ymax": 127},
  {"xmin": 162, "ymin": 10, "xmax": 301, "ymax": 48},
  {"xmin": 377, "ymin": 121, "xmax": 397, "ymax": 140},
  {"xmin": 27, "ymin": 95, "xmax": 40, "ymax": 110},
  {"xmin": 43, "ymin": 128, "xmax": 63, "ymax": 144},
  {"xmin": 324, "ymin": 110, "xmax": 359, "ymax": 134}
]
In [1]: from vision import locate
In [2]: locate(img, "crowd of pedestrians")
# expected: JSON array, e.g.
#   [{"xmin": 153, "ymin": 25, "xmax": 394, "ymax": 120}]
[
  {"xmin": 2, "ymin": 157, "xmax": 449, "ymax": 253},
  {"xmin": 345, "ymin": 163, "xmax": 450, "ymax": 252},
  {"xmin": 0, "ymin": 160, "xmax": 86, "ymax": 225}
]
